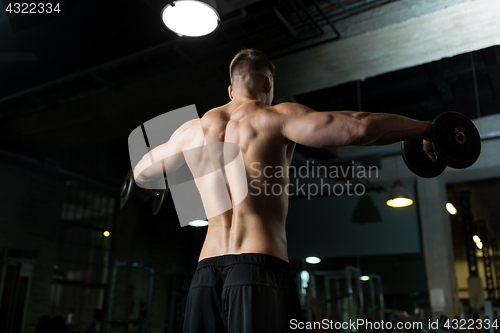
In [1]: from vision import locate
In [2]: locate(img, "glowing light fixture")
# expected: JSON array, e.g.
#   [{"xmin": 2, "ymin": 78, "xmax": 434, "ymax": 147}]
[
  {"xmin": 446, "ymin": 203, "xmax": 457, "ymax": 215},
  {"xmin": 387, "ymin": 181, "xmax": 413, "ymax": 208},
  {"xmin": 103, "ymin": 231, "xmax": 110, "ymax": 237},
  {"xmin": 161, "ymin": 0, "xmax": 219, "ymax": 37},
  {"xmin": 360, "ymin": 275, "xmax": 370, "ymax": 281},
  {"xmin": 300, "ymin": 270, "xmax": 310, "ymax": 295},
  {"xmin": 189, "ymin": 219, "xmax": 209, "ymax": 227},
  {"xmin": 305, "ymin": 256, "xmax": 321, "ymax": 264},
  {"xmin": 472, "ymin": 235, "xmax": 483, "ymax": 249}
]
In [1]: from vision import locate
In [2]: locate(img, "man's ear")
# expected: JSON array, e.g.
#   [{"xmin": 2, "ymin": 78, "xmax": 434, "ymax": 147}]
[
  {"xmin": 228, "ymin": 85, "xmax": 234, "ymax": 100},
  {"xmin": 264, "ymin": 75, "xmax": 273, "ymax": 94}
]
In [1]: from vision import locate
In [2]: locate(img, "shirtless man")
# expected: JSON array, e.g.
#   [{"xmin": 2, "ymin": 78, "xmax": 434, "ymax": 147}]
[{"xmin": 133, "ymin": 49, "xmax": 436, "ymax": 333}]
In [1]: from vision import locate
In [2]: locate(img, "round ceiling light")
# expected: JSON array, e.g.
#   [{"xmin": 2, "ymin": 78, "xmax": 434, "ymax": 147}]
[
  {"xmin": 305, "ymin": 256, "xmax": 321, "ymax": 264},
  {"xmin": 161, "ymin": 0, "xmax": 220, "ymax": 37},
  {"xmin": 386, "ymin": 181, "xmax": 413, "ymax": 208},
  {"xmin": 188, "ymin": 220, "xmax": 209, "ymax": 227}
]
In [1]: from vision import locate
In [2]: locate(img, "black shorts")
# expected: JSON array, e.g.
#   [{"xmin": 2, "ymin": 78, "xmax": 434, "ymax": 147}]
[{"xmin": 183, "ymin": 253, "xmax": 303, "ymax": 333}]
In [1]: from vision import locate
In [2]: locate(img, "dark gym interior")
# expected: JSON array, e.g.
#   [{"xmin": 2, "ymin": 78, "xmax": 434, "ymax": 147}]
[{"xmin": 1, "ymin": 0, "xmax": 500, "ymax": 332}]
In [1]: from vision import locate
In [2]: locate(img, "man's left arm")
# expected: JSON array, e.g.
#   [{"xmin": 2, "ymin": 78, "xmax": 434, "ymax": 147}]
[
  {"xmin": 133, "ymin": 122, "xmax": 192, "ymax": 188},
  {"xmin": 133, "ymin": 140, "xmax": 186, "ymax": 188}
]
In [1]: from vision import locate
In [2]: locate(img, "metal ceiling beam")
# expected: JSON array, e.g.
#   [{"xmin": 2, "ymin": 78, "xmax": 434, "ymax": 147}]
[{"xmin": 273, "ymin": 0, "xmax": 500, "ymax": 97}]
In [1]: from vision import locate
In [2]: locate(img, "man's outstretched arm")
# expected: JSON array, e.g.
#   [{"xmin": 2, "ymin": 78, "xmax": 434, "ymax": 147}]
[
  {"xmin": 133, "ymin": 120, "xmax": 198, "ymax": 188},
  {"xmin": 277, "ymin": 103, "xmax": 436, "ymax": 161},
  {"xmin": 133, "ymin": 140, "xmax": 185, "ymax": 188}
]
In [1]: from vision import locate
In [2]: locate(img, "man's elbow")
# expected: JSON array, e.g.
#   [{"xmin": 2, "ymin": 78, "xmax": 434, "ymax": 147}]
[{"xmin": 133, "ymin": 157, "xmax": 152, "ymax": 181}]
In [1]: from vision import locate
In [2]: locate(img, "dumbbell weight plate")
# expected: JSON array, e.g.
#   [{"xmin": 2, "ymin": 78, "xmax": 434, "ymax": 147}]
[
  {"xmin": 120, "ymin": 170, "xmax": 134, "ymax": 209},
  {"xmin": 152, "ymin": 187, "xmax": 168, "ymax": 216},
  {"xmin": 402, "ymin": 138, "xmax": 447, "ymax": 178},
  {"xmin": 120, "ymin": 170, "xmax": 169, "ymax": 215},
  {"xmin": 431, "ymin": 112, "xmax": 481, "ymax": 169}
]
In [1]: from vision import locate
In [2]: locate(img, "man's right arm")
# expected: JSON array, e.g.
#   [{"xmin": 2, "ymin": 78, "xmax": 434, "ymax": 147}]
[{"xmin": 276, "ymin": 103, "xmax": 436, "ymax": 161}]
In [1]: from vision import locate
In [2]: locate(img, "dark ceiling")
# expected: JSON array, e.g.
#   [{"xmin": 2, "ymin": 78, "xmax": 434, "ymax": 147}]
[
  {"xmin": 298, "ymin": 47, "xmax": 500, "ymax": 121},
  {"xmin": 0, "ymin": 0, "xmax": 397, "ymax": 115},
  {"xmin": 0, "ymin": 0, "xmax": 171, "ymax": 97}
]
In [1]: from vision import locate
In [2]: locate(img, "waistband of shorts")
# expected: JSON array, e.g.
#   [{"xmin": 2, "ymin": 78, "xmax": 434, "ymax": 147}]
[{"xmin": 196, "ymin": 253, "xmax": 292, "ymax": 273}]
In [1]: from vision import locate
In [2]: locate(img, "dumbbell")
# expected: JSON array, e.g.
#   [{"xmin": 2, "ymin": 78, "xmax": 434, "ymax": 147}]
[
  {"xmin": 402, "ymin": 112, "xmax": 481, "ymax": 178},
  {"xmin": 120, "ymin": 170, "xmax": 169, "ymax": 215}
]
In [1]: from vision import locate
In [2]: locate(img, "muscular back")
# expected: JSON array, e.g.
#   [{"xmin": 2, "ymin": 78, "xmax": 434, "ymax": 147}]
[{"xmin": 192, "ymin": 100, "xmax": 295, "ymax": 262}]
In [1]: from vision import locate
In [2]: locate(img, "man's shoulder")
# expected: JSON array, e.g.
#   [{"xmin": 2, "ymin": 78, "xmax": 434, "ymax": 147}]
[
  {"xmin": 200, "ymin": 105, "xmax": 229, "ymax": 123},
  {"xmin": 272, "ymin": 102, "xmax": 308, "ymax": 116},
  {"xmin": 171, "ymin": 119, "xmax": 204, "ymax": 144},
  {"xmin": 175, "ymin": 118, "xmax": 201, "ymax": 134}
]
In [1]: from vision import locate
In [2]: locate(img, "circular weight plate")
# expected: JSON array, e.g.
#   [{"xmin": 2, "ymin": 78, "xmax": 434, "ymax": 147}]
[
  {"xmin": 401, "ymin": 139, "xmax": 447, "ymax": 178},
  {"xmin": 120, "ymin": 170, "xmax": 134, "ymax": 209},
  {"xmin": 152, "ymin": 185, "xmax": 169, "ymax": 216},
  {"xmin": 432, "ymin": 112, "xmax": 481, "ymax": 169}
]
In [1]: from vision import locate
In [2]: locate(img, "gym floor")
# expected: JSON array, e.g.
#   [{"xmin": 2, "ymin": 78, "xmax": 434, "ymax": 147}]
[{"xmin": 1, "ymin": 0, "xmax": 500, "ymax": 332}]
